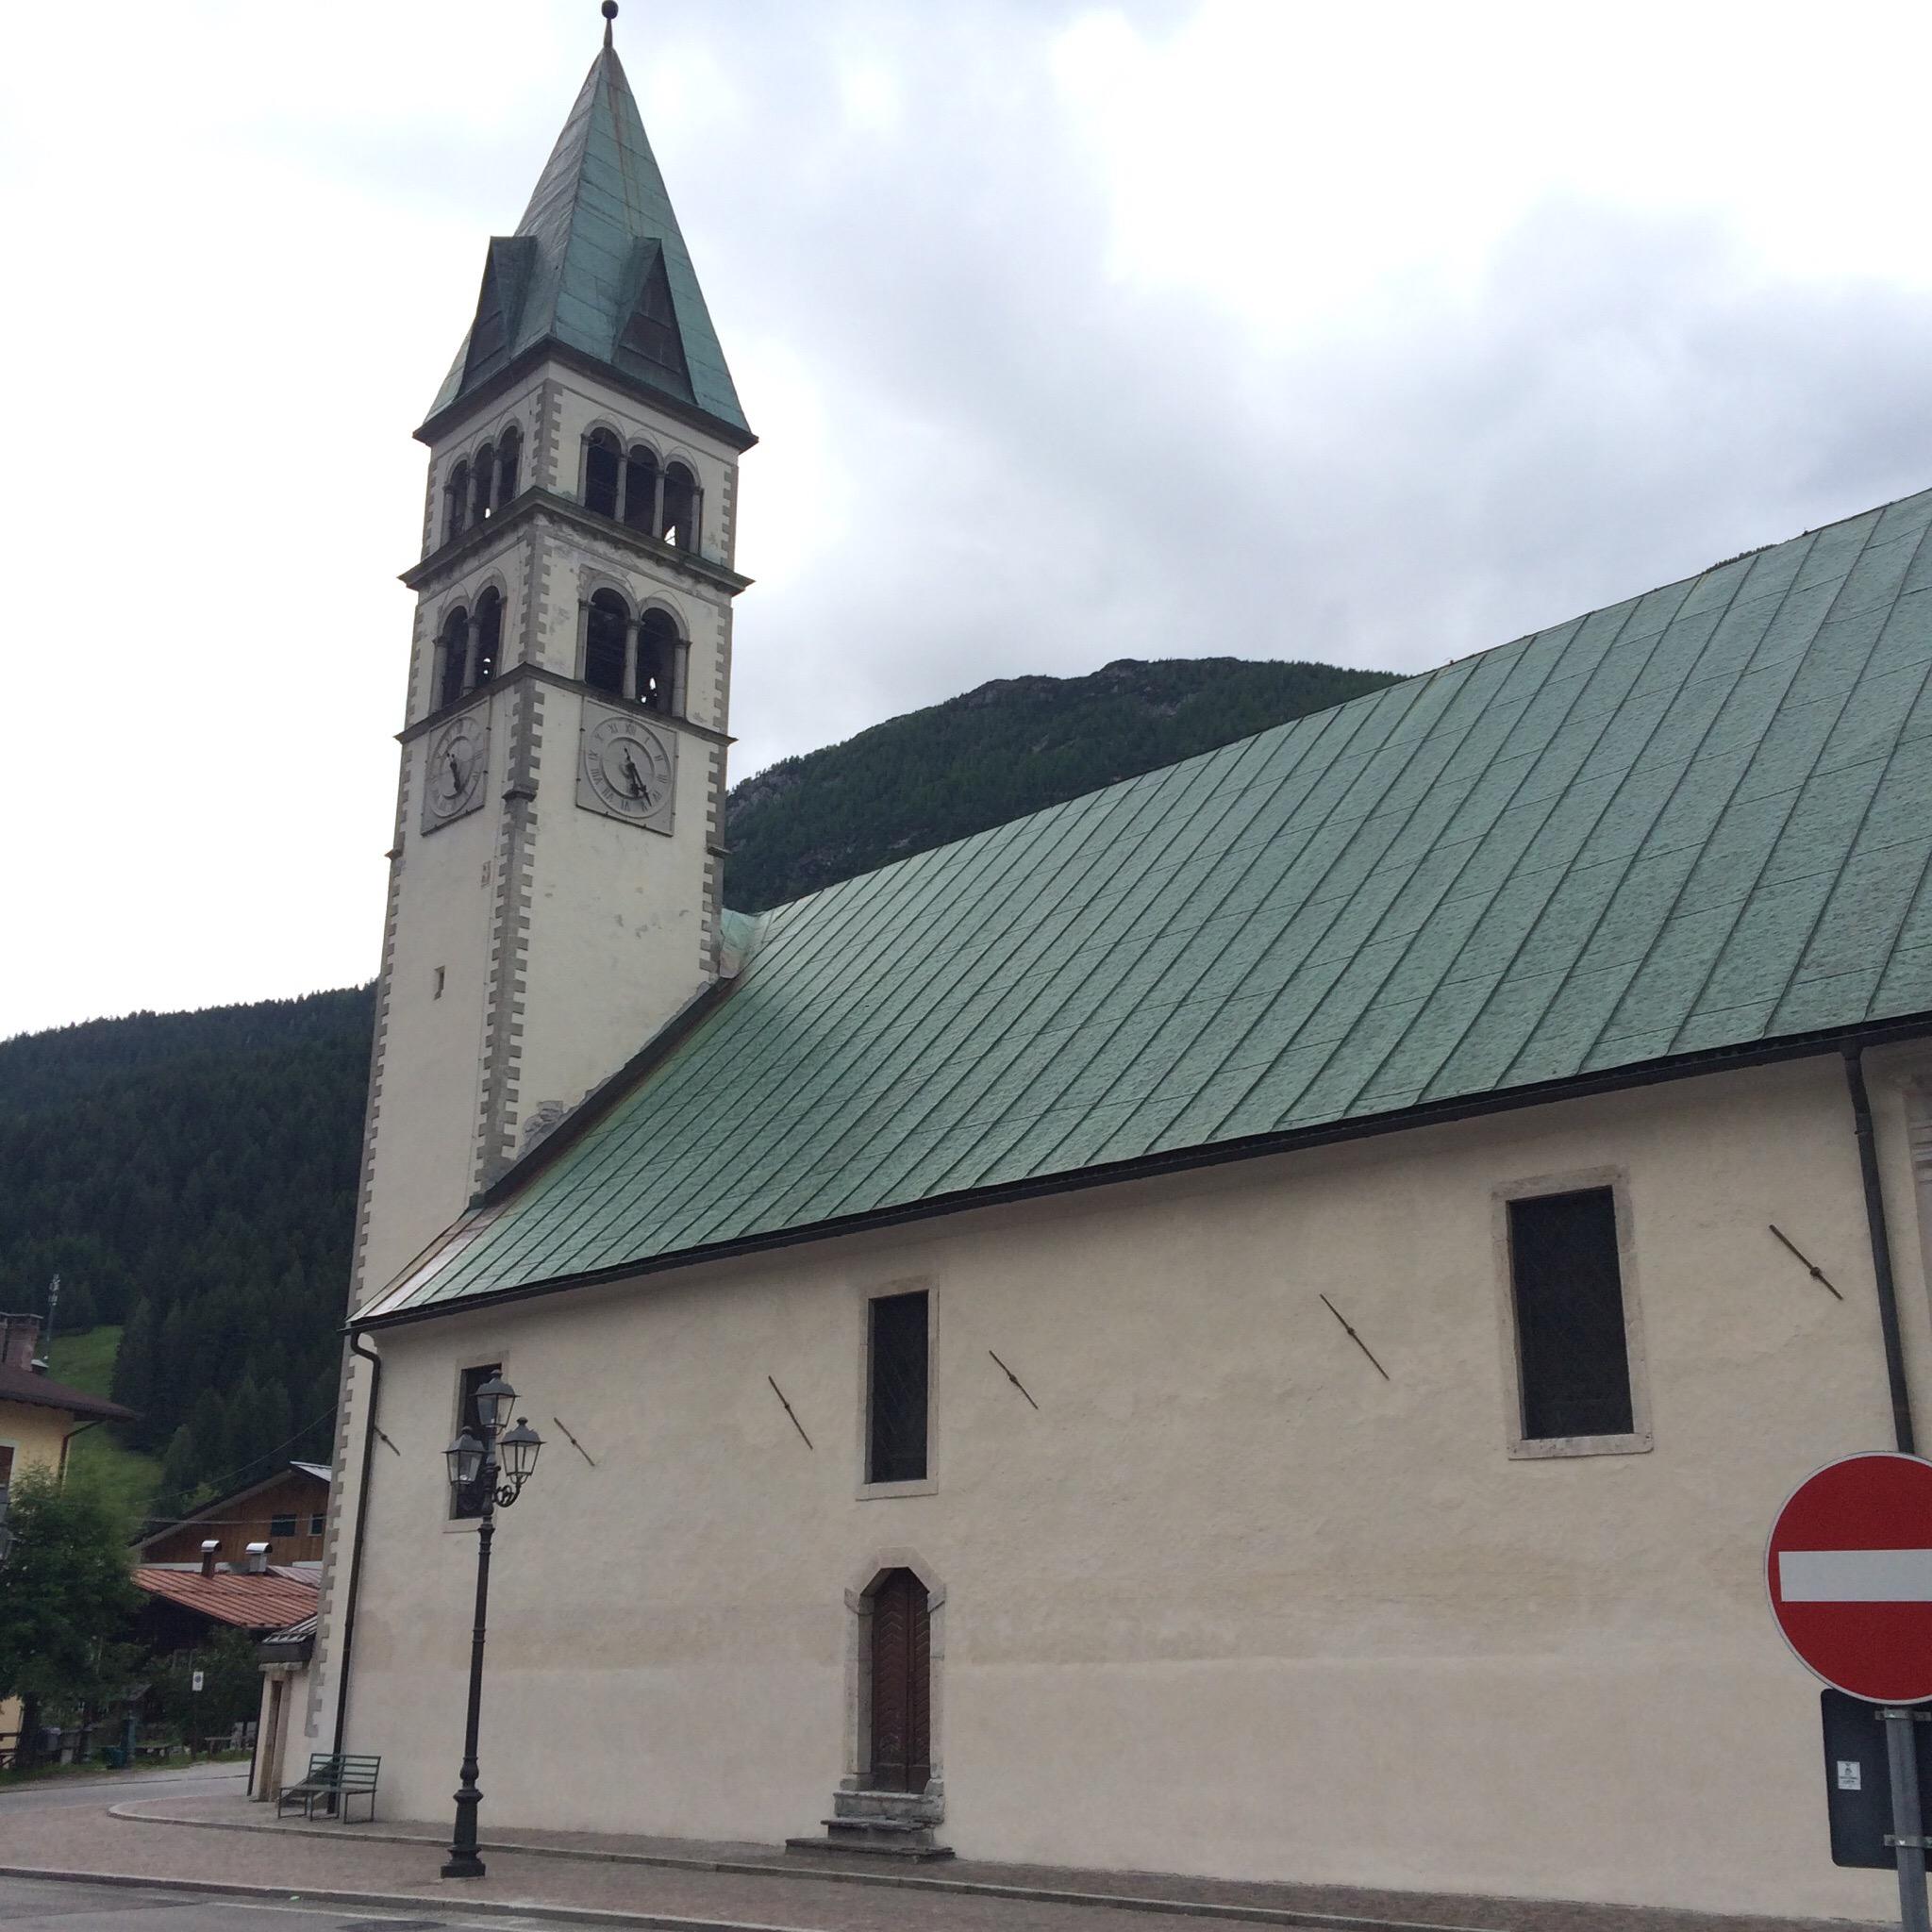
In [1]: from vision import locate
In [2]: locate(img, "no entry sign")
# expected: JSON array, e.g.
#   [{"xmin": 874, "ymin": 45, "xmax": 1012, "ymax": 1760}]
[{"xmin": 1768, "ymin": 1453, "xmax": 1932, "ymax": 1705}]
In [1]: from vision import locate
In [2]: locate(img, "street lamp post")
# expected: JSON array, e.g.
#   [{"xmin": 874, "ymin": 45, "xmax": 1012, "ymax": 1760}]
[{"xmin": 441, "ymin": 1374, "xmax": 542, "ymax": 1880}]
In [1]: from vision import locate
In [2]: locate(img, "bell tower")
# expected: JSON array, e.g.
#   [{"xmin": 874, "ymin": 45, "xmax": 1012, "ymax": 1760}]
[
  {"xmin": 351, "ymin": 5, "xmax": 755, "ymax": 1307},
  {"xmin": 308, "ymin": 0, "xmax": 753, "ymax": 1756}
]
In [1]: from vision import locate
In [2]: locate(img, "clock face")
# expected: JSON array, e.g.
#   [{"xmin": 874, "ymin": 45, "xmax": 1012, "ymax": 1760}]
[
  {"xmin": 583, "ymin": 713, "xmax": 675, "ymax": 822},
  {"xmin": 425, "ymin": 714, "xmax": 487, "ymax": 825}
]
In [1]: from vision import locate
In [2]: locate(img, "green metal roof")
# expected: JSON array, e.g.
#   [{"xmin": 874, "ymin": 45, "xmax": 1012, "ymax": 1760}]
[
  {"xmin": 427, "ymin": 41, "xmax": 749, "ymax": 437},
  {"xmin": 364, "ymin": 489, "xmax": 1932, "ymax": 1322}
]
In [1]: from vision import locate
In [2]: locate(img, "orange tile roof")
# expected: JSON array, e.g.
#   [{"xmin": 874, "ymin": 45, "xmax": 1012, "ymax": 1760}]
[{"xmin": 131, "ymin": 1565, "xmax": 319, "ymax": 1631}]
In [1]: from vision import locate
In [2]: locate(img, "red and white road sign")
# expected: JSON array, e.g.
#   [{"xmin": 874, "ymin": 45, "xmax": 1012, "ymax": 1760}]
[{"xmin": 1768, "ymin": 1453, "xmax": 1932, "ymax": 1705}]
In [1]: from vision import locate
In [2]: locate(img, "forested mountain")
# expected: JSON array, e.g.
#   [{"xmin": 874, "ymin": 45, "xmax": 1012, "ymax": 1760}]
[
  {"xmin": 1, "ymin": 654, "xmax": 1393, "ymax": 1522},
  {"xmin": 0, "ymin": 991, "xmax": 372, "ymax": 1519},
  {"xmin": 723, "ymin": 657, "xmax": 1396, "ymax": 911}
]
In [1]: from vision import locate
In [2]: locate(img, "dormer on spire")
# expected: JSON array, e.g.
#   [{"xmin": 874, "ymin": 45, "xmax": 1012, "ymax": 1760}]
[{"xmin": 423, "ymin": 18, "xmax": 751, "ymax": 449}]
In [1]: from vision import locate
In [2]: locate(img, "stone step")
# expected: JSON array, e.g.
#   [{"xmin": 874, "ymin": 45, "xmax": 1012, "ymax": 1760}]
[
  {"xmin": 832, "ymin": 1790, "xmax": 941, "ymax": 1822},
  {"xmin": 786, "ymin": 1830, "xmax": 955, "ymax": 1862}
]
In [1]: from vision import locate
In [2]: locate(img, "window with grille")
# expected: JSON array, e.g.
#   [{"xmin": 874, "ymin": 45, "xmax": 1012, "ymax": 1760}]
[
  {"xmin": 1507, "ymin": 1187, "xmax": 1634, "ymax": 1441},
  {"xmin": 867, "ymin": 1291, "xmax": 929, "ymax": 1485},
  {"xmin": 451, "ymin": 1361, "xmax": 503, "ymax": 1519},
  {"xmin": 269, "ymin": 1513, "xmax": 296, "ymax": 1539}
]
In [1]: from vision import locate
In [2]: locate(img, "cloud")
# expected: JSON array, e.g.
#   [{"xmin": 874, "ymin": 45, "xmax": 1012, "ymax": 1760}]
[{"xmin": 7, "ymin": 0, "xmax": 1932, "ymax": 1033}]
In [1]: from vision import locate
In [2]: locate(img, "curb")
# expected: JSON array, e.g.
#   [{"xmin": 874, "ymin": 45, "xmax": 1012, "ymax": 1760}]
[
  {"xmin": 0, "ymin": 1866, "xmax": 798, "ymax": 1932},
  {"xmin": 109, "ymin": 1799, "xmax": 742, "ymax": 1868},
  {"xmin": 96, "ymin": 1806, "xmax": 1497, "ymax": 1932}
]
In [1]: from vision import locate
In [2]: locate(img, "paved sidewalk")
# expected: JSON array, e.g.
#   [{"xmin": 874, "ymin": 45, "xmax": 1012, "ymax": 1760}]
[{"xmin": 0, "ymin": 1776, "xmax": 1870, "ymax": 1932}]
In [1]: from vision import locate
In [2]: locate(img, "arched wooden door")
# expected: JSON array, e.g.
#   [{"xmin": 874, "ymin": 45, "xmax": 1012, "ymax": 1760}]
[{"xmin": 868, "ymin": 1569, "xmax": 931, "ymax": 1792}]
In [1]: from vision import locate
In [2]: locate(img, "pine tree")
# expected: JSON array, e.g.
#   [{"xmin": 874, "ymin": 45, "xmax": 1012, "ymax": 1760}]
[
  {"xmin": 188, "ymin": 1389, "xmax": 228, "ymax": 1488},
  {"xmin": 58, "ymin": 1280, "xmax": 97, "ymax": 1334},
  {"xmin": 158, "ymin": 1424, "xmax": 199, "ymax": 1510},
  {"xmin": 111, "ymin": 1300, "xmax": 156, "ymax": 1415}
]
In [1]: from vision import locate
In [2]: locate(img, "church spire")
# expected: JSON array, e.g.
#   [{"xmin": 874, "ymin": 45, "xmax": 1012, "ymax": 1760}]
[{"xmin": 424, "ymin": 10, "xmax": 751, "ymax": 445}]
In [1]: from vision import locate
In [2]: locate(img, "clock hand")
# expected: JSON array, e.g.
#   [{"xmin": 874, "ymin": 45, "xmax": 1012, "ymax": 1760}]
[
  {"xmin": 446, "ymin": 751, "xmax": 463, "ymax": 792},
  {"xmin": 621, "ymin": 747, "xmax": 648, "ymax": 799}
]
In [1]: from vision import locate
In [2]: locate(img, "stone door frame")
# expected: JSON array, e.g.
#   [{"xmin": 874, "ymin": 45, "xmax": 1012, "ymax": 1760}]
[{"xmin": 842, "ymin": 1549, "xmax": 945, "ymax": 1811}]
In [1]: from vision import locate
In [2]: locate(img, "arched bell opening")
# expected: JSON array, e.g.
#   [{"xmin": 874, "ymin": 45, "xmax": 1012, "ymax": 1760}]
[
  {"xmin": 437, "ymin": 606, "xmax": 471, "ymax": 708},
  {"xmin": 660, "ymin": 460, "xmax": 700, "ymax": 552},
  {"xmin": 583, "ymin": 589, "xmax": 629, "ymax": 696},
  {"xmin": 443, "ymin": 460, "xmax": 470, "ymax": 545},
  {"xmin": 624, "ymin": 443, "xmax": 659, "ymax": 535},
  {"xmin": 637, "ymin": 608, "xmax": 681, "ymax": 715},
  {"xmin": 472, "ymin": 587, "xmax": 504, "ymax": 689},
  {"xmin": 583, "ymin": 427, "xmax": 622, "ymax": 520}
]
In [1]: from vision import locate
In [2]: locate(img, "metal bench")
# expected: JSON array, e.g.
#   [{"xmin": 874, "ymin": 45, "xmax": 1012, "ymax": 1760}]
[{"xmin": 275, "ymin": 1752, "xmax": 380, "ymax": 1824}]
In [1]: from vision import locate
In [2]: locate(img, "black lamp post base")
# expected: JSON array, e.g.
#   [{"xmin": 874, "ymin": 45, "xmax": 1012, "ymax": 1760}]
[{"xmin": 445, "ymin": 1783, "xmax": 485, "ymax": 1878}]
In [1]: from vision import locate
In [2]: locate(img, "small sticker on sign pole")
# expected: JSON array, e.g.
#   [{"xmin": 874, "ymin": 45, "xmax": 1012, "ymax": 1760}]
[{"xmin": 192, "ymin": 1670, "xmax": 204, "ymax": 1693}]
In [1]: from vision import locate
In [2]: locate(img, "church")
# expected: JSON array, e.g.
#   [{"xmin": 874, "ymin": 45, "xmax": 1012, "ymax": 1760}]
[{"xmin": 294, "ymin": 11, "xmax": 1932, "ymax": 1922}]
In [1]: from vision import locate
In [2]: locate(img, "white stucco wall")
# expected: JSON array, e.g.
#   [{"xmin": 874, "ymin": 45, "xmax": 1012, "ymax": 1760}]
[
  {"xmin": 356, "ymin": 751, "xmax": 499, "ymax": 1301},
  {"xmin": 338, "ymin": 1044, "xmax": 1932, "ymax": 1920},
  {"xmin": 511, "ymin": 686, "xmax": 720, "ymax": 1135}
]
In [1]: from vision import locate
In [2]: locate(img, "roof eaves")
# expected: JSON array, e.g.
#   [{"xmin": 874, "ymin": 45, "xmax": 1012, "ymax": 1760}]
[
  {"xmin": 416, "ymin": 337, "xmax": 758, "ymax": 453},
  {"xmin": 352, "ymin": 1010, "xmax": 1932, "ymax": 1334},
  {"xmin": 0, "ymin": 1365, "xmax": 137, "ymax": 1424}
]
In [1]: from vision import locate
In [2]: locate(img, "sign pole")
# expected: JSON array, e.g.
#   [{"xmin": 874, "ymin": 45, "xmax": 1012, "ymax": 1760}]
[{"xmin": 1884, "ymin": 1708, "xmax": 1932, "ymax": 1932}]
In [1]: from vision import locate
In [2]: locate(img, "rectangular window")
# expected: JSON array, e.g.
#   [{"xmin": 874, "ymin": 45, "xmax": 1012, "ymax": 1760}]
[
  {"xmin": 268, "ymin": 1513, "xmax": 296, "ymax": 1539},
  {"xmin": 310, "ymin": 1513, "xmax": 326, "ymax": 1537},
  {"xmin": 867, "ymin": 1291, "xmax": 929, "ymax": 1485},
  {"xmin": 1507, "ymin": 1187, "xmax": 1635, "ymax": 1441},
  {"xmin": 451, "ymin": 1362, "xmax": 503, "ymax": 1520}
]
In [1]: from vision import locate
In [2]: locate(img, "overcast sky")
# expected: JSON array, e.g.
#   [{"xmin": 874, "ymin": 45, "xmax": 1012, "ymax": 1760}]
[{"xmin": 8, "ymin": 0, "xmax": 1932, "ymax": 1039}]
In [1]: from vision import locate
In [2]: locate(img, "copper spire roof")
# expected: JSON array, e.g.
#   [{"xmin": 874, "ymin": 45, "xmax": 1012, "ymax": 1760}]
[{"xmin": 425, "ymin": 26, "xmax": 748, "ymax": 442}]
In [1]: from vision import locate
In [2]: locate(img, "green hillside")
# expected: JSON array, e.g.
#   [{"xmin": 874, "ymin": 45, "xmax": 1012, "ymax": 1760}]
[
  {"xmin": 0, "ymin": 990, "xmax": 371, "ymax": 1521},
  {"xmin": 1, "ymin": 656, "xmax": 1392, "ymax": 1520},
  {"xmin": 42, "ymin": 1324, "xmax": 160, "ymax": 1528}
]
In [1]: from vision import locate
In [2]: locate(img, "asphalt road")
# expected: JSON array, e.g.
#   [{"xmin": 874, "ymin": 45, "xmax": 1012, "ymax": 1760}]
[
  {"xmin": 0, "ymin": 1873, "xmax": 574, "ymax": 1930},
  {"xmin": 0, "ymin": 1769, "xmax": 248, "ymax": 1813}
]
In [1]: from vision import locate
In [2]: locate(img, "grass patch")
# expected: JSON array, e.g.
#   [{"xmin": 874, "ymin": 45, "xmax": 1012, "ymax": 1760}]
[
  {"xmin": 42, "ymin": 1323, "xmax": 121, "ymax": 1397},
  {"xmin": 39, "ymin": 1324, "xmax": 164, "ymax": 1535}
]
